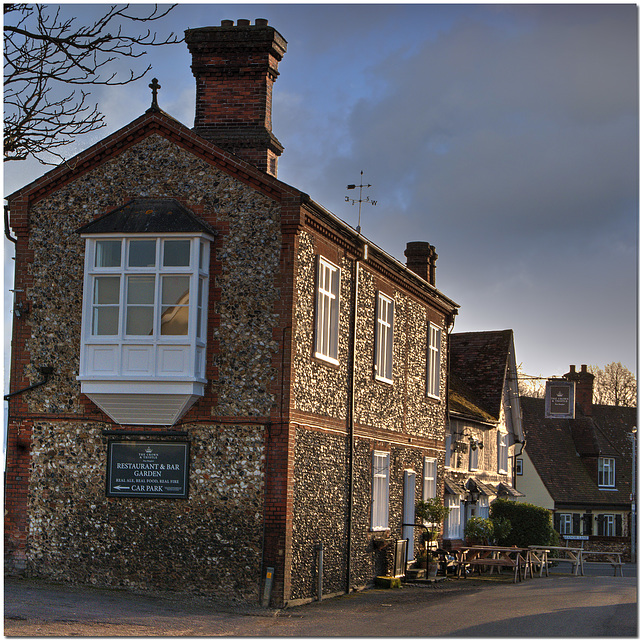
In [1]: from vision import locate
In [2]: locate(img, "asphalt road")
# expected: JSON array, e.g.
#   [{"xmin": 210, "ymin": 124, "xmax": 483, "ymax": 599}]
[{"xmin": 4, "ymin": 566, "xmax": 637, "ymax": 637}]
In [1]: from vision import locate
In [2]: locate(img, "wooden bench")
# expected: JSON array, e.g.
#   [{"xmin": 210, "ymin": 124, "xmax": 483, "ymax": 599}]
[
  {"xmin": 456, "ymin": 546, "xmax": 525, "ymax": 583},
  {"xmin": 580, "ymin": 551, "xmax": 624, "ymax": 576},
  {"xmin": 529, "ymin": 545, "xmax": 584, "ymax": 576}
]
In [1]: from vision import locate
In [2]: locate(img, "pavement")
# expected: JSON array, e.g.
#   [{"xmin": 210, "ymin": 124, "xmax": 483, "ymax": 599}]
[{"xmin": 4, "ymin": 564, "xmax": 637, "ymax": 636}]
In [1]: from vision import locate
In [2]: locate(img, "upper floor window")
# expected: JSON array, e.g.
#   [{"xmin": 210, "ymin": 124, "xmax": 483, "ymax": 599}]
[
  {"xmin": 444, "ymin": 434, "xmax": 452, "ymax": 468},
  {"xmin": 598, "ymin": 458, "xmax": 616, "ymax": 488},
  {"xmin": 469, "ymin": 443, "xmax": 479, "ymax": 471},
  {"xmin": 89, "ymin": 238, "xmax": 207, "ymax": 340},
  {"xmin": 427, "ymin": 323, "xmax": 441, "ymax": 398},
  {"xmin": 497, "ymin": 432, "xmax": 508, "ymax": 474},
  {"xmin": 315, "ymin": 256, "xmax": 340, "ymax": 364},
  {"xmin": 371, "ymin": 451, "xmax": 390, "ymax": 530},
  {"xmin": 375, "ymin": 292, "xmax": 394, "ymax": 383},
  {"xmin": 76, "ymin": 198, "xmax": 215, "ymax": 426}
]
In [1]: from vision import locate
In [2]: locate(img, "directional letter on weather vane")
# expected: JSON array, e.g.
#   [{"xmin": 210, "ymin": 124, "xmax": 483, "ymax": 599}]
[{"xmin": 346, "ymin": 170, "xmax": 377, "ymax": 234}]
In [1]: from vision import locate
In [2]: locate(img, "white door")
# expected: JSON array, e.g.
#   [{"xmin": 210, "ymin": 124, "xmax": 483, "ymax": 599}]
[{"xmin": 403, "ymin": 470, "xmax": 416, "ymax": 560}]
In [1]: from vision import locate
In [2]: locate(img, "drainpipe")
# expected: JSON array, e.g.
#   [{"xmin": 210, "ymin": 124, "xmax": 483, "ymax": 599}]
[
  {"xmin": 5, "ymin": 204, "xmax": 17, "ymax": 244},
  {"xmin": 346, "ymin": 254, "xmax": 360, "ymax": 595},
  {"xmin": 4, "ymin": 367, "xmax": 54, "ymax": 401}
]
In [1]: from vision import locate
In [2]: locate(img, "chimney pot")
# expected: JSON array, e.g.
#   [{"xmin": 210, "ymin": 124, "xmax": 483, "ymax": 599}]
[
  {"xmin": 221, "ymin": 19, "xmax": 234, "ymax": 26},
  {"xmin": 581, "ymin": 364, "xmax": 588, "ymax": 373},
  {"xmin": 255, "ymin": 18, "xmax": 269, "ymax": 26},
  {"xmin": 237, "ymin": 19, "xmax": 250, "ymax": 25}
]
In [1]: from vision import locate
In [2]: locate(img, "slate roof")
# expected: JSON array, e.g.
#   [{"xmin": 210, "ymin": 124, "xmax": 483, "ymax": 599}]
[
  {"xmin": 449, "ymin": 330, "xmax": 514, "ymax": 423},
  {"xmin": 76, "ymin": 198, "xmax": 217, "ymax": 237},
  {"xmin": 521, "ymin": 396, "xmax": 634, "ymax": 508}
]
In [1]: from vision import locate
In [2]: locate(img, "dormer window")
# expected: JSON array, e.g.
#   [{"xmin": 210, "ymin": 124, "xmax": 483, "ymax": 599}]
[
  {"xmin": 598, "ymin": 457, "xmax": 616, "ymax": 488},
  {"xmin": 77, "ymin": 199, "xmax": 215, "ymax": 426}
]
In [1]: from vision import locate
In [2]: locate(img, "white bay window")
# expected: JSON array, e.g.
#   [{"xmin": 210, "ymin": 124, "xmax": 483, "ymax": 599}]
[{"xmin": 77, "ymin": 199, "xmax": 214, "ymax": 426}]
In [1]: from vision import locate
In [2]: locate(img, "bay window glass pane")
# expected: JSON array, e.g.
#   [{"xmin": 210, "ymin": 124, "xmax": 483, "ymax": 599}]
[
  {"xmin": 95, "ymin": 240, "xmax": 121, "ymax": 268},
  {"xmin": 197, "ymin": 278, "xmax": 204, "ymax": 339},
  {"xmin": 93, "ymin": 277, "xmax": 120, "ymax": 304},
  {"xmin": 93, "ymin": 307, "xmax": 119, "ymax": 335},
  {"xmin": 163, "ymin": 240, "xmax": 190, "ymax": 267},
  {"xmin": 127, "ymin": 276, "xmax": 155, "ymax": 304},
  {"xmin": 161, "ymin": 276, "xmax": 190, "ymax": 335},
  {"xmin": 126, "ymin": 276, "xmax": 155, "ymax": 335},
  {"xmin": 92, "ymin": 277, "xmax": 120, "ymax": 335},
  {"xmin": 128, "ymin": 240, "xmax": 156, "ymax": 267},
  {"xmin": 126, "ymin": 307, "xmax": 154, "ymax": 335}
]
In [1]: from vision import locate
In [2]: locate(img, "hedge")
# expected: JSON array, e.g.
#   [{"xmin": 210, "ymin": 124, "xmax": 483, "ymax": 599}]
[{"xmin": 489, "ymin": 499, "xmax": 558, "ymax": 547}]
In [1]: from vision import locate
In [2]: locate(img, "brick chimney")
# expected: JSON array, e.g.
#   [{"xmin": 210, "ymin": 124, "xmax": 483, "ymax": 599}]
[
  {"xmin": 404, "ymin": 242, "xmax": 438, "ymax": 286},
  {"xmin": 185, "ymin": 19, "xmax": 287, "ymax": 176},
  {"xmin": 564, "ymin": 364, "xmax": 594, "ymax": 416}
]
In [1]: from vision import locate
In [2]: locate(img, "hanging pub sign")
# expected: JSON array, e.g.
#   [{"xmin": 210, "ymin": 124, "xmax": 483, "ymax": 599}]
[
  {"xmin": 106, "ymin": 441, "xmax": 190, "ymax": 498},
  {"xmin": 545, "ymin": 379, "xmax": 575, "ymax": 419}
]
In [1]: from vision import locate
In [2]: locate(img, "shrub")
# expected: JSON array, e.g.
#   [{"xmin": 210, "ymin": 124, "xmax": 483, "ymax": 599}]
[
  {"xmin": 489, "ymin": 499, "xmax": 555, "ymax": 547},
  {"xmin": 490, "ymin": 516, "xmax": 512, "ymax": 545},
  {"xmin": 464, "ymin": 517, "xmax": 494, "ymax": 544}
]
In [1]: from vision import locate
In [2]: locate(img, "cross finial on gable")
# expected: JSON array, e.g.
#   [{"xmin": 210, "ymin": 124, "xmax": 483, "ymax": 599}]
[{"xmin": 148, "ymin": 78, "xmax": 161, "ymax": 112}]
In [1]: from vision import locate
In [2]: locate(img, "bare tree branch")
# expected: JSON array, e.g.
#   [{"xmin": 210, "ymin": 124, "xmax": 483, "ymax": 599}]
[{"xmin": 4, "ymin": 3, "xmax": 181, "ymax": 165}]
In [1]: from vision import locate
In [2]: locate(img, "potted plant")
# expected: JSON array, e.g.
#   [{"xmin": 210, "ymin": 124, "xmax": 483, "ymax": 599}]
[{"xmin": 415, "ymin": 497, "xmax": 451, "ymax": 575}]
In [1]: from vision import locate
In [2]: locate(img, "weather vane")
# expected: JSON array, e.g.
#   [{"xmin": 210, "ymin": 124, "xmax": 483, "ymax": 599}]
[{"xmin": 346, "ymin": 171, "xmax": 377, "ymax": 234}]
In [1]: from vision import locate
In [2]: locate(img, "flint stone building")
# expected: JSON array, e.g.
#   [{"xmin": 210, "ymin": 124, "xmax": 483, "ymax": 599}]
[{"xmin": 5, "ymin": 20, "xmax": 459, "ymax": 606}]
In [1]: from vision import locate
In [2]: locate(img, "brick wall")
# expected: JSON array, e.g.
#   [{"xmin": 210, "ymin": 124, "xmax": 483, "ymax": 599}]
[{"xmin": 5, "ymin": 133, "xmax": 283, "ymax": 600}]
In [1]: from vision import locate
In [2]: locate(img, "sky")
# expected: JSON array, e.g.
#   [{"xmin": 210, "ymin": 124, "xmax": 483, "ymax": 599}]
[{"xmin": 3, "ymin": 2, "xmax": 638, "ymax": 385}]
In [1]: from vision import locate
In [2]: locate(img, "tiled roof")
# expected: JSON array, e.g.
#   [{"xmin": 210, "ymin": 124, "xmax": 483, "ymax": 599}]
[
  {"xmin": 521, "ymin": 396, "xmax": 634, "ymax": 507},
  {"xmin": 449, "ymin": 330, "xmax": 513, "ymax": 422},
  {"xmin": 76, "ymin": 198, "xmax": 217, "ymax": 236}
]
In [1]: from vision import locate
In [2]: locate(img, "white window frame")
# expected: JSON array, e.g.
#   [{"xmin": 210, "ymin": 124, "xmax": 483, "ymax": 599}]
[
  {"xmin": 498, "ymin": 432, "xmax": 508, "ymax": 474},
  {"xmin": 598, "ymin": 457, "xmax": 616, "ymax": 488},
  {"xmin": 423, "ymin": 457, "xmax": 437, "ymax": 501},
  {"xmin": 79, "ymin": 234, "xmax": 210, "ymax": 381},
  {"xmin": 443, "ymin": 494, "xmax": 461, "ymax": 540},
  {"xmin": 427, "ymin": 323, "xmax": 442, "ymax": 399},
  {"xmin": 559, "ymin": 513, "xmax": 573, "ymax": 535},
  {"xmin": 478, "ymin": 496, "xmax": 490, "ymax": 519},
  {"xmin": 445, "ymin": 434, "xmax": 452, "ymax": 468},
  {"xmin": 314, "ymin": 256, "xmax": 340, "ymax": 365},
  {"xmin": 371, "ymin": 451, "xmax": 390, "ymax": 531},
  {"xmin": 601, "ymin": 514, "xmax": 615, "ymax": 537},
  {"xmin": 469, "ymin": 443, "xmax": 479, "ymax": 471},
  {"xmin": 374, "ymin": 292, "xmax": 394, "ymax": 383}
]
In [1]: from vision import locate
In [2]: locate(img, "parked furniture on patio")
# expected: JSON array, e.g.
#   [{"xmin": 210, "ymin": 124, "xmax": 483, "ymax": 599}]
[
  {"xmin": 529, "ymin": 545, "xmax": 584, "ymax": 576},
  {"xmin": 524, "ymin": 547, "xmax": 549, "ymax": 578},
  {"xmin": 455, "ymin": 546, "xmax": 527, "ymax": 583},
  {"xmin": 580, "ymin": 550, "xmax": 624, "ymax": 576}
]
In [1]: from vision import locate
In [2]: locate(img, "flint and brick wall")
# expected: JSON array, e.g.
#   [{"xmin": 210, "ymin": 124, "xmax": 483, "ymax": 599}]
[
  {"xmin": 5, "ymin": 133, "xmax": 282, "ymax": 600},
  {"xmin": 289, "ymin": 229, "xmax": 447, "ymax": 600}
]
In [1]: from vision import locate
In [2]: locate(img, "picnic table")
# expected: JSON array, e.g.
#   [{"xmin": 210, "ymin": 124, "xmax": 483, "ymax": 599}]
[
  {"xmin": 455, "ymin": 545, "xmax": 527, "ymax": 583},
  {"xmin": 580, "ymin": 550, "xmax": 625, "ymax": 576},
  {"xmin": 529, "ymin": 545, "xmax": 584, "ymax": 576}
]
